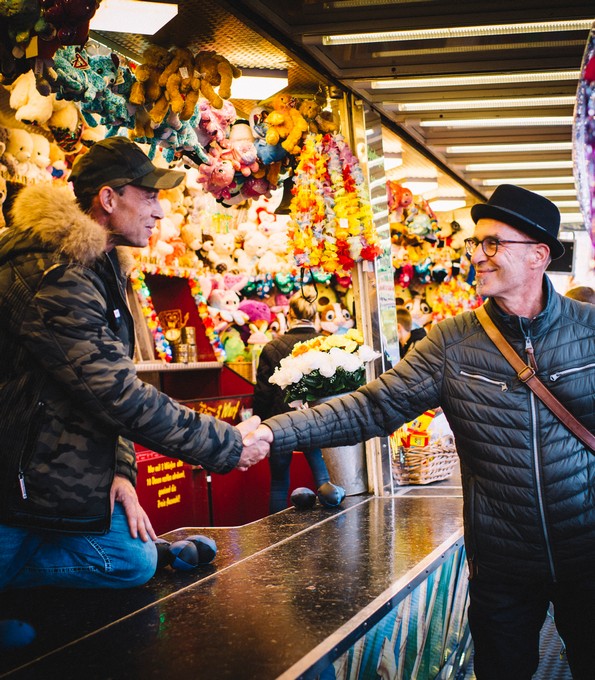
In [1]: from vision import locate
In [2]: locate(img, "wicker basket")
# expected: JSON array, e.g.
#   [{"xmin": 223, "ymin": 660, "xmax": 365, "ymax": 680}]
[
  {"xmin": 393, "ymin": 437, "xmax": 458, "ymax": 486},
  {"xmin": 226, "ymin": 360, "xmax": 254, "ymax": 383}
]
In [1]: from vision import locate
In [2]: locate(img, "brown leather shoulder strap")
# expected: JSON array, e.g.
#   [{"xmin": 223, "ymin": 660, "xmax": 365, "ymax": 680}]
[{"xmin": 475, "ymin": 305, "xmax": 595, "ymax": 453}]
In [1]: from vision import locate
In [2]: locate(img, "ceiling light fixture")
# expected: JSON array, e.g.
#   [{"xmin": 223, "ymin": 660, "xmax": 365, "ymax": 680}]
[
  {"xmin": 446, "ymin": 142, "xmax": 573, "ymax": 154},
  {"xmin": 400, "ymin": 177, "xmax": 439, "ymax": 194},
  {"xmin": 370, "ymin": 70, "xmax": 579, "ymax": 90},
  {"xmin": 90, "ymin": 0, "xmax": 178, "ymax": 35},
  {"xmin": 390, "ymin": 96, "xmax": 575, "ymax": 112},
  {"xmin": 229, "ymin": 68, "xmax": 289, "ymax": 101},
  {"xmin": 466, "ymin": 160, "xmax": 574, "ymax": 172},
  {"xmin": 322, "ymin": 19, "xmax": 593, "ymax": 45},
  {"xmin": 372, "ymin": 39, "xmax": 585, "ymax": 59},
  {"xmin": 419, "ymin": 117, "xmax": 573, "ymax": 128},
  {"xmin": 531, "ymin": 188, "xmax": 578, "ymax": 197},
  {"xmin": 481, "ymin": 176, "xmax": 576, "ymax": 186},
  {"xmin": 429, "ymin": 197, "xmax": 467, "ymax": 212}
]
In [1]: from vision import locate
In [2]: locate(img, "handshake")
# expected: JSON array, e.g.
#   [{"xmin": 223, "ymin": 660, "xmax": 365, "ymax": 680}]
[{"xmin": 235, "ymin": 416, "xmax": 273, "ymax": 471}]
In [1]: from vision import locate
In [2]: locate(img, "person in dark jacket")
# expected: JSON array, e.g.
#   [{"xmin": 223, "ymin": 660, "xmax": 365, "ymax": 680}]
[
  {"xmin": 0, "ymin": 137, "xmax": 267, "ymax": 591},
  {"xmin": 396, "ymin": 306, "xmax": 427, "ymax": 356},
  {"xmin": 253, "ymin": 287, "xmax": 332, "ymax": 512},
  {"xmin": 248, "ymin": 184, "xmax": 595, "ymax": 680}
]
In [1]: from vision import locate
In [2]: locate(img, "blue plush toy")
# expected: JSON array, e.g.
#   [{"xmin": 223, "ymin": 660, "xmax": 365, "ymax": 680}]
[{"xmin": 79, "ymin": 53, "xmax": 131, "ymax": 129}]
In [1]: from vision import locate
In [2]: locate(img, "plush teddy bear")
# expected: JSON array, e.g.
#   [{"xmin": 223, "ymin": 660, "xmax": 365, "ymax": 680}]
[
  {"xmin": 234, "ymin": 230, "xmax": 268, "ymax": 276},
  {"xmin": 9, "ymin": 69, "xmax": 54, "ymax": 126},
  {"xmin": 157, "ymin": 47, "xmax": 198, "ymax": 121},
  {"xmin": 298, "ymin": 98, "xmax": 322, "ymax": 133},
  {"xmin": 29, "ymin": 132, "xmax": 51, "ymax": 181},
  {"xmin": 47, "ymin": 96, "xmax": 83, "ymax": 153},
  {"xmin": 129, "ymin": 45, "xmax": 172, "ymax": 126},
  {"xmin": 265, "ymin": 93, "xmax": 308, "ymax": 155},
  {"xmin": 41, "ymin": 0, "xmax": 98, "ymax": 48},
  {"xmin": 194, "ymin": 50, "xmax": 242, "ymax": 109},
  {"xmin": 3, "ymin": 127, "xmax": 34, "ymax": 177},
  {"xmin": 207, "ymin": 288, "xmax": 248, "ymax": 333}
]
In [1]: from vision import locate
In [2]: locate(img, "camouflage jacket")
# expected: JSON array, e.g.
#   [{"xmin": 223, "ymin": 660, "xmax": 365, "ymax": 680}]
[{"xmin": 0, "ymin": 184, "xmax": 242, "ymax": 534}]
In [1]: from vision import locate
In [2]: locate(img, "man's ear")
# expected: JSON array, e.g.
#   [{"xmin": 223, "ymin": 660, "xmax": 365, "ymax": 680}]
[
  {"xmin": 97, "ymin": 186, "xmax": 118, "ymax": 213},
  {"xmin": 532, "ymin": 242, "xmax": 551, "ymax": 268}
]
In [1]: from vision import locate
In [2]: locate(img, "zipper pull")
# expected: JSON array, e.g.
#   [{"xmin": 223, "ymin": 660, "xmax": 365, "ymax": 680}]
[
  {"xmin": 525, "ymin": 335, "xmax": 538, "ymax": 371},
  {"xmin": 18, "ymin": 472, "xmax": 27, "ymax": 500}
]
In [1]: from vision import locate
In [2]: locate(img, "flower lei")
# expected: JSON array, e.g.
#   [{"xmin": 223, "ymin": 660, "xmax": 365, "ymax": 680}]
[
  {"xmin": 129, "ymin": 268, "xmax": 172, "ymax": 363},
  {"xmin": 288, "ymin": 133, "xmax": 382, "ymax": 277},
  {"xmin": 187, "ymin": 277, "xmax": 226, "ymax": 361}
]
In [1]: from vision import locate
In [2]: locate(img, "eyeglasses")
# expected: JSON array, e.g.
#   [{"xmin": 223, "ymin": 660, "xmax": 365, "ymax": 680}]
[{"xmin": 464, "ymin": 237, "xmax": 540, "ymax": 257}]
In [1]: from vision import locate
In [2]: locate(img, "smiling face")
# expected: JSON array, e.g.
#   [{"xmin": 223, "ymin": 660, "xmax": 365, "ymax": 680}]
[
  {"xmin": 471, "ymin": 218, "xmax": 550, "ymax": 316},
  {"xmin": 105, "ymin": 184, "xmax": 164, "ymax": 249}
]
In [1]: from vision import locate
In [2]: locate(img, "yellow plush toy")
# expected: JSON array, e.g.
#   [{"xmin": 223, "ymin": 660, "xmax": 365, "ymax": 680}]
[
  {"xmin": 194, "ymin": 50, "xmax": 242, "ymax": 109},
  {"xmin": 265, "ymin": 94, "xmax": 308, "ymax": 155},
  {"xmin": 129, "ymin": 45, "xmax": 173, "ymax": 124},
  {"xmin": 159, "ymin": 47, "xmax": 198, "ymax": 121}
]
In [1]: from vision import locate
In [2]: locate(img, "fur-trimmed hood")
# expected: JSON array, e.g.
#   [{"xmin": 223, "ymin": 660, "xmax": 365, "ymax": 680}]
[{"xmin": 8, "ymin": 183, "xmax": 136, "ymax": 273}]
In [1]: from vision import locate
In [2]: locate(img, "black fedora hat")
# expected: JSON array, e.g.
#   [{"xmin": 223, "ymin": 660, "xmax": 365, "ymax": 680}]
[{"xmin": 471, "ymin": 184, "xmax": 564, "ymax": 259}]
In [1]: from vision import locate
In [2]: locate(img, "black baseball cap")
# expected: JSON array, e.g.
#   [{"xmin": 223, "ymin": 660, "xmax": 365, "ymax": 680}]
[{"xmin": 69, "ymin": 137, "xmax": 185, "ymax": 199}]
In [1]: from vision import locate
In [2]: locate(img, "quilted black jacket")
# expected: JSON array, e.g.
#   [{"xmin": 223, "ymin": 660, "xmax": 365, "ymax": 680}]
[{"xmin": 265, "ymin": 279, "xmax": 595, "ymax": 583}]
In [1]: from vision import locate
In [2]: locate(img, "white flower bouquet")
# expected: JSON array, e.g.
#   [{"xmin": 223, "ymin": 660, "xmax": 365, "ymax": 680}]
[{"xmin": 269, "ymin": 329, "xmax": 381, "ymax": 406}]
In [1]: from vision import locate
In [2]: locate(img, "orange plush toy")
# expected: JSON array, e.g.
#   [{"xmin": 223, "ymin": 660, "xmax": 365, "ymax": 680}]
[{"xmin": 265, "ymin": 94, "xmax": 309, "ymax": 155}]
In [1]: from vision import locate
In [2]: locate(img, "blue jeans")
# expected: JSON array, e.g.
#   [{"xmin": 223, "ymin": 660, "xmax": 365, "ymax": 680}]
[
  {"xmin": 0, "ymin": 503, "xmax": 157, "ymax": 590},
  {"xmin": 269, "ymin": 449, "xmax": 331, "ymax": 513},
  {"xmin": 468, "ymin": 574, "xmax": 595, "ymax": 680}
]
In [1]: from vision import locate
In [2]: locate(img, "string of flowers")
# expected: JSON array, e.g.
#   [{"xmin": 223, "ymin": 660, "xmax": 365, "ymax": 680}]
[
  {"xmin": 187, "ymin": 277, "xmax": 226, "ymax": 362},
  {"xmin": 129, "ymin": 268, "xmax": 172, "ymax": 363},
  {"xmin": 288, "ymin": 133, "xmax": 382, "ymax": 277}
]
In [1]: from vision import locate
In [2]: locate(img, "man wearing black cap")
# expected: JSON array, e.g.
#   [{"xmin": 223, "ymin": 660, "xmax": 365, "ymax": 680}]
[
  {"xmin": 250, "ymin": 184, "xmax": 595, "ymax": 679},
  {"xmin": 0, "ymin": 138, "xmax": 268, "ymax": 590}
]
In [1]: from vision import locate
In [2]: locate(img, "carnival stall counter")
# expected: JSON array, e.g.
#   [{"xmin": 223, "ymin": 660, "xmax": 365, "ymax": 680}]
[{"xmin": 0, "ymin": 494, "xmax": 466, "ymax": 679}]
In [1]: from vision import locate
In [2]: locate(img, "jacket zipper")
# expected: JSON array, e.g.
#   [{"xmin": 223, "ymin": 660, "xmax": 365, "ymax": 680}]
[
  {"xmin": 17, "ymin": 399, "xmax": 45, "ymax": 500},
  {"xmin": 550, "ymin": 363, "xmax": 595, "ymax": 382},
  {"xmin": 459, "ymin": 370, "xmax": 508, "ymax": 391},
  {"xmin": 524, "ymin": 334, "xmax": 557, "ymax": 581}
]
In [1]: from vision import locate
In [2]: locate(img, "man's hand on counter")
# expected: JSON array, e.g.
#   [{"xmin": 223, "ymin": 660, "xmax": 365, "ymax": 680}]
[{"xmin": 235, "ymin": 416, "xmax": 270, "ymax": 471}]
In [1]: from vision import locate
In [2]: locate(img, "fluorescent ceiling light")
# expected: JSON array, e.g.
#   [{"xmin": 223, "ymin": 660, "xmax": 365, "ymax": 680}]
[
  {"xmin": 372, "ymin": 39, "xmax": 585, "ymax": 59},
  {"xmin": 532, "ymin": 188, "xmax": 578, "ymax": 197},
  {"xmin": 371, "ymin": 70, "xmax": 580, "ymax": 89},
  {"xmin": 466, "ymin": 161, "xmax": 574, "ymax": 171},
  {"xmin": 230, "ymin": 69, "xmax": 289, "ymax": 101},
  {"xmin": 560, "ymin": 213, "xmax": 585, "ymax": 223},
  {"xmin": 447, "ymin": 142, "xmax": 573, "ymax": 154},
  {"xmin": 90, "ymin": 0, "xmax": 177, "ymax": 35},
  {"xmin": 420, "ymin": 117, "xmax": 573, "ymax": 128},
  {"xmin": 391, "ymin": 96, "xmax": 575, "ymax": 112},
  {"xmin": 429, "ymin": 198, "xmax": 467, "ymax": 212},
  {"xmin": 323, "ymin": 19, "xmax": 593, "ymax": 45},
  {"xmin": 553, "ymin": 201, "xmax": 580, "ymax": 208},
  {"xmin": 401, "ymin": 178, "xmax": 439, "ymax": 194},
  {"xmin": 481, "ymin": 176, "xmax": 575, "ymax": 186}
]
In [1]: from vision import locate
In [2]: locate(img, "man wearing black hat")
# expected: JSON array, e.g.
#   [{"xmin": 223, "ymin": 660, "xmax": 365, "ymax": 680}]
[
  {"xmin": 249, "ymin": 184, "xmax": 595, "ymax": 679},
  {"xmin": 0, "ymin": 137, "xmax": 268, "ymax": 590}
]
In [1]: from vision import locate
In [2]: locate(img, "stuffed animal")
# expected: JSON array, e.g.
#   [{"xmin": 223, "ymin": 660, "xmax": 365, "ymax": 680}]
[
  {"xmin": 209, "ymin": 232, "xmax": 236, "ymax": 273},
  {"xmin": 265, "ymin": 93, "xmax": 308, "ymax": 155},
  {"xmin": 47, "ymin": 96, "xmax": 83, "ymax": 153},
  {"xmin": 158, "ymin": 47, "xmax": 198, "ymax": 121},
  {"xmin": 9, "ymin": 69, "xmax": 54, "ymax": 126},
  {"xmin": 48, "ymin": 140, "xmax": 67, "ymax": 179},
  {"xmin": 192, "ymin": 98, "xmax": 236, "ymax": 148},
  {"xmin": 129, "ymin": 45, "xmax": 172, "ymax": 126},
  {"xmin": 315, "ymin": 109, "xmax": 340, "ymax": 134},
  {"xmin": 298, "ymin": 99, "xmax": 322, "ymax": 133},
  {"xmin": 387, "ymin": 181, "xmax": 413, "ymax": 223},
  {"xmin": 319, "ymin": 302, "xmax": 354, "ymax": 335},
  {"xmin": 228, "ymin": 118, "xmax": 260, "ymax": 177},
  {"xmin": 0, "ymin": 175, "xmax": 7, "ymax": 231},
  {"xmin": 80, "ymin": 52, "xmax": 131, "ymax": 129},
  {"xmin": 29, "ymin": 132, "xmax": 51, "ymax": 181},
  {"xmin": 207, "ymin": 288, "xmax": 248, "ymax": 333},
  {"xmin": 3, "ymin": 127, "xmax": 34, "ymax": 177},
  {"xmin": 41, "ymin": 0, "xmax": 98, "ymax": 47},
  {"xmin": 0, "ymin": 0, "xmax": 52, "ymax": 54},
  {"xmin": 194, "ymin": 50, "xmax": 241, "ymax": 109},
  {"xmin": 51, "ymin": 45, "xmax": 89, "ymax": 101},
  {"xmin": 195, "ymin": 143, "xmax": 236, "ymax": 200},
  {"xmin": 234, "ymin": 230, "xmax": 268, "ymax": 276}
]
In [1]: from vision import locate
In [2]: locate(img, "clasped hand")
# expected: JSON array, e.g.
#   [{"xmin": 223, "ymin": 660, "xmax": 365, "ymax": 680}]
[{"xmin": 235, "ymin": 417, "xmax": 274, "ymax": 471}]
